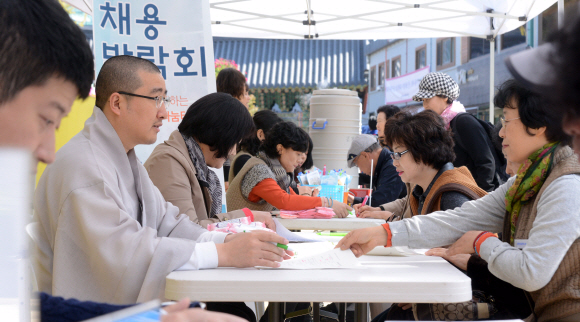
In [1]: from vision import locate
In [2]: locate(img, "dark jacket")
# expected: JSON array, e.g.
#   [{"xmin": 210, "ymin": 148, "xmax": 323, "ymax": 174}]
[
  {"xmin": 40, "ymin": 293, "xmax": 204, "ymax": 322},
  {"xmin": 450, "ymin": 113, "xmax": 500, "ymax": 192},
  {"xmin": 354, "ymin": 148, "xmax": 406, "ymax": 207},
  {"xmin": 40, "ymin": 292, "xmax": 131, "ymax": 322}
]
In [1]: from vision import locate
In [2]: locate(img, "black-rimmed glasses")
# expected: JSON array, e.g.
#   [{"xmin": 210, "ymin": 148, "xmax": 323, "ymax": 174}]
[
  {"xmin": 390, "ymin": 150, "xmax": 409, "ymax": 160},
  {"xmin": 117, "ymin": 91, "xmax": 170, "ymax": 109}
]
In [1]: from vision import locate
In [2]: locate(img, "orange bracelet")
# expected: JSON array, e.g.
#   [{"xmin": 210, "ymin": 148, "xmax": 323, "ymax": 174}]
[
  {"xmin": 475, "ymin": 232, "xmax": 497, "ymax": 255},
  {"xmin": 381, "ymin": 223, "xmax": 392, "ymax": 247}
]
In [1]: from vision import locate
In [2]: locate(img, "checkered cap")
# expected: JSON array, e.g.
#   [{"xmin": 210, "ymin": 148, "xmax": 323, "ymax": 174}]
[{"xmin": 412, "ymin": 72, "xmax": 459, "ymax": 102}]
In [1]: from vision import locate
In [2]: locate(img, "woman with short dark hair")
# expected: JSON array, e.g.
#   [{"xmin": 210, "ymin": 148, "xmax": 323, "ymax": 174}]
[
  {"xmin": 358, "ymin": 110, "xmax": 487, "ymax": 220},
  {"xmin": 144, "ymin": 93, "xmax": 274, "ymax": 228},
  {"xmin": 216, "ymin": 68, "xmax": 250, "ymax": 107},
  {"xmin": 227, "ymin": 121, "xmax": 352, "ymax": 217}
]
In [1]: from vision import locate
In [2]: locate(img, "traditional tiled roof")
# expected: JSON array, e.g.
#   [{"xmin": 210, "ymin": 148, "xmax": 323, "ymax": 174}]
[{"xmin": 213, "ymin": 37, "xmax": 366, "ymax": 89}]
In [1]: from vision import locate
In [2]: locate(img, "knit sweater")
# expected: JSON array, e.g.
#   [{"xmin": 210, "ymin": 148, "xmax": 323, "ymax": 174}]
[
  {"xmin": 388, "ymin": 146, "xmax": 580, "ymax": 322},
  {"xmin": 226, "ymin": 157, "xmax": 276, "ymax": 212}
]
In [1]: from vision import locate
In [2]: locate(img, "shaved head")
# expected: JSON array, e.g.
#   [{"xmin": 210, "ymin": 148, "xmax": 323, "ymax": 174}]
[{"xmin": 95, "ymin": 55, "xmax": 160, "ymax": 109}]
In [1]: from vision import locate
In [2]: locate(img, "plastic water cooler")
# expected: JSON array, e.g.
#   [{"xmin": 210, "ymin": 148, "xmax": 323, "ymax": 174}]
[{"xmin": 309, "ymin": 89, "xmax": 361, "ymax": 189}]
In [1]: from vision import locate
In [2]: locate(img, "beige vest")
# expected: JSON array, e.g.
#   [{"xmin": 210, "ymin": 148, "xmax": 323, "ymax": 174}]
[
  {"xmin": 503, "ymin": 146, "xmax": 580, "ymax": 322},
  {"xmin": 226, "ymin": 157, "xmax": 275, "ymax": 212},
  {"xmin": 228, "ymin": 151, "xmax": 253, "ymax": 183}
]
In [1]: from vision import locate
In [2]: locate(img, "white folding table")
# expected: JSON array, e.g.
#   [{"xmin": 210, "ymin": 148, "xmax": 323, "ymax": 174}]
[
  {"xmin": 275, "ymin": 216, "xmax": 385, "ymax": 231},
  {"xmin": 166, "ymin": 254, "xmax": 472, "ymax": 322}
]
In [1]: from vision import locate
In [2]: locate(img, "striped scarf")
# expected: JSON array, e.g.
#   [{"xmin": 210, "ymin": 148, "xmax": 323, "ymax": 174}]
[{"xmin": 182, "ymin": 134, "xmax": 222, "ymax": 217}]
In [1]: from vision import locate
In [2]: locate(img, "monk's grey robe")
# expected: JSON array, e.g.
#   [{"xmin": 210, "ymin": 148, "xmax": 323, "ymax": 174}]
[{"xmin": 33, "ymin": 107, "xmax": 224, "ymax": 304}]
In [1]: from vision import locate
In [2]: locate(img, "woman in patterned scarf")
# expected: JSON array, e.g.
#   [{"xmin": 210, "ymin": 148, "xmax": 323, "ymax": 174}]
[{"xmin": 337, "ymin": 79, "xmax": 580, "ymax": 322}]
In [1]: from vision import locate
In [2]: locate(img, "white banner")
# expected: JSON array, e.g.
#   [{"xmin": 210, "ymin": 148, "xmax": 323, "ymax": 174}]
[
  {"xmin": 93, "ymin": 0, "xmax": 226, "ymax": 210},
  {"xmin": 385, "ymin": 66, "xmax": 430, "ymax": 105},
  {"xmin": 93, "ymin": 0, "xmax": 216, "ymax": 161}
]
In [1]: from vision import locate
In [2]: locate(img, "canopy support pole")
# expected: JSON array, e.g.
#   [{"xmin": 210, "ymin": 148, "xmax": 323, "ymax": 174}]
[
  {"xmin": 489, "ymin": 38, "xmax": 495, "ymax": 124},
  {"xmin": 558, "ymin": 0, "xmax": 565, "ymax": 29}
]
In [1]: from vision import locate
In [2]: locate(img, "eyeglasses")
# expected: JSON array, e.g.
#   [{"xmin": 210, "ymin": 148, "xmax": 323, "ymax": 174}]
[
  {"xmin": 499, "ymin": 115, "xmax": 521, "ymax": 127},
  {"xmin": 390, "ymin": 150, "xmax": 409, "ymax": 160},
  {"xmin": 117, "ymin": 91, "xmax": 170, "ymax": 109}
]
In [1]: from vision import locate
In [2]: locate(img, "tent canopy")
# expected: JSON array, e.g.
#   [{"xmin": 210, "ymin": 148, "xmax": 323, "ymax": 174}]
[
  {"xmin": 70, "ymin": 0, "xmax": 556, "ymax": 40},
  {"xmin": 67, "ymin": 0, "xmax": 558, "ymax": 122},
  {"xmin": 209, "ymin": 0, "xmax": 555, "ymax": 40}
]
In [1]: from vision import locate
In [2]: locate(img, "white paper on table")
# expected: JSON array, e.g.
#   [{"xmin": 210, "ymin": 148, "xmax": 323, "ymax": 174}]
[
  {"xmin": 274, "ymin": 218, "xmax": 325, "ymax": 242},
  {"xmin": 259, "ymin": 248, "xmax": 359, "ymax": 270}
]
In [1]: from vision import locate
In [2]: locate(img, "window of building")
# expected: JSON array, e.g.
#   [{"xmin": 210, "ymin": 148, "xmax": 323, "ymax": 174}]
[
  {"xmin": 370, "ymin": 65, "xmax": 376, "ymax": 91},
  {"xmin": 378, "ymin": 63, "xmax": 385, "ymax": 86},
  {"xmin": 391, "ymin": 56, "xmax": 401, "ymax": 77},
  {"xmin": 415, "ymin": 46, "xmax": 426, "ymax": 69},
  {"xmin": 469, "ymin": 37, "xmax": 489, "ymax": 59},
  {"xmin": 539, "ymin": 0, "xmax": 580, "ymax": 44},
  {"xmin": 436, "ymin": 38, "xmax": 455, "ymax": 69},
  {"xmin": 469, "ymin": 37, "xmax": 498, "ymax": 60},
  {"xmin": 501, "ymin": 26, "xmax": 526, "ymax": 49}
]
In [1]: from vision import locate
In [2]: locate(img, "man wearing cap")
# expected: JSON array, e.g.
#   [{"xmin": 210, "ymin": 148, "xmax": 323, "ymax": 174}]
[
  {"xmin": 413, "ymin": 72, "xmax": 503, "ymax": 191},
  {"xmin": 347, "ymin": 134, "xmax": 406, "ymax": 207}
]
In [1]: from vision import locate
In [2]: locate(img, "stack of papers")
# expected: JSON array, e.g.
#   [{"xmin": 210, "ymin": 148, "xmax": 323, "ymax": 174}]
[{"xmin": 280, "ymin": 207, "xmax": 335, "ymax": 219}]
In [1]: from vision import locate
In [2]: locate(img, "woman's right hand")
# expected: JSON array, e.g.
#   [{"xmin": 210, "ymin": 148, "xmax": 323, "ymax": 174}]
[
  {"xmin": 358, "ymin": 209, "xmax": 394, "ymax": 220},
  {"xmin": 332, "ymin": 201, "xmax": 353, "ymax": 218},
  {"xmin": 354, "ymin": 205, "xmax": 380, "ymax": 215},
  {"xmin": 335, "ymin": 226, "xmax": 388, "ymax": 257}
]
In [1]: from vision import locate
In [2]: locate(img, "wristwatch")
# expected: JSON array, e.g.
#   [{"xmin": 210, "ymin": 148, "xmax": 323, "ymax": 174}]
[{"xmin": 379, "ymin": 205, "xmax": 385, "ymax": 211}]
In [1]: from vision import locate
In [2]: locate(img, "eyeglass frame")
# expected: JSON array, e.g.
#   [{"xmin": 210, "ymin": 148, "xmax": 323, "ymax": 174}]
[
  {"xmin": 499, "ymin": 115, "xmax": 521, "ymax": 127},
  {"xmin": 117, "ymin": 91, "xmax": 170, "ymax": 109},
  {"xmin": 390, "ymin": 149, "xmax": 409, "ymax": 160}
]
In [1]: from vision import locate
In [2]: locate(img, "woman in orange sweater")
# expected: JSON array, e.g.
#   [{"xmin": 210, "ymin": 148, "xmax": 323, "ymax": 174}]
[{"xmin": 226, "ymin": 121, "xmax": 352, "ymax": 217}]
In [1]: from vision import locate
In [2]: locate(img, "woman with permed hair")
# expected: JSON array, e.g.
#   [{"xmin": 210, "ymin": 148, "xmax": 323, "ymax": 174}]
[
  {"xmin": 227, "ymin": 121, "xmax": 352, "ymax": 217},
  {"xmin": 357, "ymin": 109, "xmax": 487, "ymax": 220}
]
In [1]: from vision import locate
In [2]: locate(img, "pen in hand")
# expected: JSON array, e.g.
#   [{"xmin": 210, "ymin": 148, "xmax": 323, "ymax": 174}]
[
  {"xmin": 357, "ymin": 195, "xmax": 370, "ymax": 217},
  {"xmin": 271, "ymin": 242, "xmax": 295, "ymax": 252}
]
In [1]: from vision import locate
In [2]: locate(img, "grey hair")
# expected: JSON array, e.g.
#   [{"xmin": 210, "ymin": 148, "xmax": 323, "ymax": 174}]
[{"xmin": 364, "ymin": 142, "xmax": 382, "ymax": 153}]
